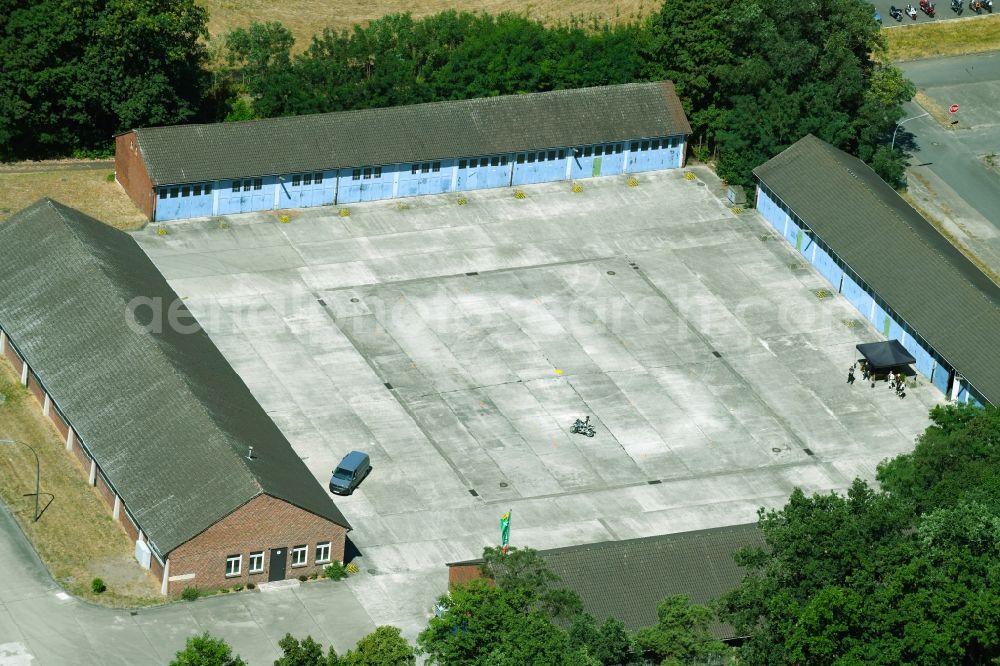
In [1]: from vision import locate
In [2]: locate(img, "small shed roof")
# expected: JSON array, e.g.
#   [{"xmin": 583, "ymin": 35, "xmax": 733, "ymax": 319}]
[
  {"xmin": 754, "ymin": 135, "xmax": 1000, "ymax": 406},
  {"xmin": 856, "ymin": 341, "xmax": 916, "ymax": 370},
  {"xmin": 132, "ymin": 81, "xmax": 692, "ymax": 186},
  {"xmin": 448, "ymin": 524, "xmax": 763, "ymax": 640},
  {"xmin": 0, "ymin": 200, "xmax": 351, "ymax": 557}
]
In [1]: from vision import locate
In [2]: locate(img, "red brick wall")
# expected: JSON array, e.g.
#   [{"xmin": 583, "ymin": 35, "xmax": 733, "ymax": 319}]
[
  {"xmin": 49, "ymin": 407, "xmax": 69, "ymax": 439},
  {"xmin": 95, "ymin": 470, "xmax": 115, "ymax": 509},
  {"xmin": 71, "ymin": 437, "xmax": 92, "ymax": 471},
  {"xmin": 165, "ymin": 494, "xmax": 348, "ymax": 594},
  {"xmin": 122, "ymin": 509, "xmax": 140, "ymax": 542},
  {"xmin": 448, "ymin": 564, "xmax": 487, "ymax": 587},
  {"xmin": 3, "ymin": 338, "xmax": 23, "ymax": 374},
  {"xmin": 26, "ymin": 371, "xmax": 44, "ymax": 403},
  {"xmin": 115, "ymin": 132, "xmax": 155, "ymax": 220}
]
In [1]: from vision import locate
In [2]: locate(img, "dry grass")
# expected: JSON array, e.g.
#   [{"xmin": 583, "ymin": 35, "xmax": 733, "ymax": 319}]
[
  {"xmin": 0, "ymin": 164, "xmax": 146, "ymax": 230},
  {"xmin": 913, "ymin": 89, "xmax": 963, "ymax": 128},
  {"xmin": 884, "ymin": 14, "xmax": 1000, "ymax": 61},
  {"xmin": 0, "ymin": 359, "xmax": 162, "ymax": 607},
  {"xmin": 199, "ymin": 0, "xmax": 652, "ymax": 46}
]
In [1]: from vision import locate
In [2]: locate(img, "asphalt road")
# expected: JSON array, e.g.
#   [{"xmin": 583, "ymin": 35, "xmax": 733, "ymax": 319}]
[{"xmin": 896, "ymin": 52, "xmax": 1000, "ymax": 268}]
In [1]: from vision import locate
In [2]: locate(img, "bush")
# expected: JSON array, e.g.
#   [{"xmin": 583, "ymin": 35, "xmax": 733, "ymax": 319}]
[
  {"xmin": 105, "ymin": 172, "xmax": 115, "ymax": 183},
  {"xmin": 298, "ymin": 574, "xmax": 308, "ymax": 582},
  {"xmin": 247, "ymin": 582, "xmax": 256, "ymax": 590},
  {"xmin": 181, "ymin": 587, "xmax": 201, "ymax": 602},
  {"xmin": 233, "ymin": 584, "xmax": 243, "ymax": 591},
  {"xmin": 219, "ymin": 587, "xmax": 229, "ymax": 593},
  {"xmin": 308, "ymin": 573, "xmax": 318, "ymax": 580},
  {"xmin": 91, "ymin": 578, "xmax": 106, "ymax": 594},
  {"xmin": 324, "ymin": 561, "xmax": 349, "ymax": 581}
]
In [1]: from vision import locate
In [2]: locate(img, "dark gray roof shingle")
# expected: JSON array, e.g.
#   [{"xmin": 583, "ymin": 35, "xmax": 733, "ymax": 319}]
[
  {"xmin": 0, "ymin": 200, "xmax": 350, "ymax": 556},
  {"xmin": 133, "ymin": 81, "xmax": 692, "ymax": 186},
  {"xmin": 754, "ymin": 134, "xmax": 1000, "ymax": 407},
  {"xmin": 450, "ymin": 524, "xmax": 763, "ymax": 640}
]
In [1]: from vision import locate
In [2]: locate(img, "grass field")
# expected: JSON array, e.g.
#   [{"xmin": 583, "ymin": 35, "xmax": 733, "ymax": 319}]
[
  {"xmin": 199, "ymin": 0, "xmax": 652, "ymax": 45},
  {"xmin": 0, "ymin": 360, "xmax": 162, "ymax": 607},
  {"xmin": 0, "ymin": 164, "xmax": 146, "ymax": 230},
  {"xmin": 885, "ymin": 13, "xmax": 1000, "ymax": 60}
]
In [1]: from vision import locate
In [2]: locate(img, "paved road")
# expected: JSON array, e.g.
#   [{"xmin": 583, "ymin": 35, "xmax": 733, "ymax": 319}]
[
  {"xmin": 877, "ymin": 0, "xmax": 991, "ymax": 24},
  {"xmin": 897, "ymin": 52, "xmax": 1000, "ymax": 271}
]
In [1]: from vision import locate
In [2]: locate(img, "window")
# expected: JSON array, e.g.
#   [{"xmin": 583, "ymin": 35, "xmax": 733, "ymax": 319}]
[
  {"xmin": 363, "ymin": 167, "xmax": 372, "ymax": 179},
  {"xmin": 594, "ymin": 145, "xmax": 603, "ymax": 157},
  {"xmin": 411, "ymin": 164, "xmax": 419, "ymax": 175},
  {"xmin": 193, "ymin": 185, "xmax": 202, "ymax": 196},
  {"xmin": 459, "ymin": 159, "xmax": 467, "ymax": 169},
  {"xmin": 469, "ymin": 158, "xmax": 477, "ymax": 168},
  {"xmin": 421, "ymin": 163, "xmax": 430, "ymax": 174},
  {"xmin": 557, "ymin": 149, "xmax": 565, "ymax": 160},
  {"xmin": 374, "ymin": 166, "xmax": 382, "ymax": 178},
  {"xmin": 640, "ymin": 140, "xmax": 650, "ymax": 151},
  {"xmin": 352, "ymin": 169, "xmax": 361, "ymax": 181},
  {"xmin": 241, "ymin": 179, "xmax": 249, "ymax": 192},
  {"xmin": 159, "ymin": 190, "xmax": 167, "ymax": 199},
  {"xmin": 291, "ymin": 545, "xmax": 308, "ymax": 567},
  {"xmin": 315, "ymin": 173, "xmax": 323, "ymax": 184},
  {"xmin": 537, "ymin": 152, "xmax": 545, "ymax": 162},
  {"xmin": 205, "ymin": 183, "xmax": 212, "ymax": 195},
  {"xmin": 315, "ymin": 542, "xmax": 331, "ymax": 564},
  {"xmin": 253, "ymin": 178, "xmax": 263, "ymax": 190},
  {"xmin": 292, "ymin": 175, "xmax": 301, "ymax": 186},
  {"xmin": 583, "ymin": 146, "xmax": 593, "ymax": 158},
  {"xmin": 232, "ymin": 181, "xmax": 240, "ymax": 192},
  {"xmin": 630, "ymin": 141, "xmax": 639, "ymax": 152},
  {"xmin": 615, "ymin": 144, "xmax": 623, "ymax": 154},
  {"xmin": 500, "ymin": 155, "xmax": 508, "ymax": 166},
  {"xmin": 249, "ymin": 551, "xmax": 264, "ymax": 574},
  {"xmin": 651, "ymin": 139, "xmax": 660, "ymax": 150},
  {"xmin": 490, "ymin": 156, "xmax": 499, "ymax": 167},
  {"xmin": 432, "ymin": 162, "xmax": 441, "ymax": 172},
  {"xmin": 225, "ymin": 554, "xmax": 241, "ymax": 577},
  {"xmin": 303, "ymin": 174, "xmax": 312, "ymax": 185},
  {"xmin": 516, "ymin": 154, "xmax": 525, "ymax": 164},
  {"xmin": 527, "ymin": 153, "xmax": 536, "ymax": 163},
  {"xmin": 181, "ymin": 186, "xmax": 190, "ymax": 197},
  {"xmin": 170, "ymin": 187, "xmax": 179, "ymax": 198}
]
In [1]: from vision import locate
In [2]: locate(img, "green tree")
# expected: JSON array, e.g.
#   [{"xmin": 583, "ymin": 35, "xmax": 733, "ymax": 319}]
[
  {"xmin": 224, "ymin": 21, "xmax": 294, "ymax": 91},
  {"xmin": 417, "ymin": 578, "xmax": 594, "ymax": 665},
  {"xmin": 568, "ymin": 614, "xmax": 639, "ymax": 665},
  {"xmin": 340, "ymin": 626, "xmax": 415, "ymax": 665},
  {"xmin": 170, "ymin": 632, "xmax": 246, "ymax": 666},
  {"xmin": 632, "ymin": 596, "xmax": 727, "ymax": 665},
  {"xmin": 274, "ymin": 633, "xmax": 338, "ymax": 666},
  {"xmin": 479, "ymin": 545, "xmax": 584, "ymax": 620}
]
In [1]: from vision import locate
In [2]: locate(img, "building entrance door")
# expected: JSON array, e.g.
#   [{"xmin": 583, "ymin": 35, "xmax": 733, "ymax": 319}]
[{"xmin": 268, "ymin": 548, "xmax": 287, "ymax": 582}]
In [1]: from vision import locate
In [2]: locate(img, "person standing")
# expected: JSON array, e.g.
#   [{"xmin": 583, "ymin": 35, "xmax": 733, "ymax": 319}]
[
  {"xmin": 847, "ymin": 365, "xmax": 856, "ymax": 385},
  {"xmin": 887, "ymin": 370, "xmax": 895, "ymax": 388}
]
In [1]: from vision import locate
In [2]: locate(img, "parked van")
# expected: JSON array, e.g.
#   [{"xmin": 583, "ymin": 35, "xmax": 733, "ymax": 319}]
[{"xmin": 329, "ymin": 451, "xmax": 370, "ymax": 495}]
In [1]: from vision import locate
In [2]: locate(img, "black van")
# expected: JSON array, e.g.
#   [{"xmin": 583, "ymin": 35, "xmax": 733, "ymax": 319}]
[{"xmin": 329, "ymin": 451, "xmax": 371, "ymax": 495}]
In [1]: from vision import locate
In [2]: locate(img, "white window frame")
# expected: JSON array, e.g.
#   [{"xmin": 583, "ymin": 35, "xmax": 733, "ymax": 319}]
[
  {"xmin": 291, "ymin": 545, "xmax": 308, "ymax": 568},
  {"xmin": 249, "ymin": 551, "xmax": 264, "ymax": 574},
  {"xmin": 225, "ymin": 554, "xmax": 241, "ymax": 577},
  {"xmin": 315, "ymin": 542, "xmax": 332, "ymax": 564}
]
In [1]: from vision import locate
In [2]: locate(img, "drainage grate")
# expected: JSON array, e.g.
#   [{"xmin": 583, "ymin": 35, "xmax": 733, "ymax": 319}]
[
  {"xmin": 789, "ymin": 263, "xmax": 807, "ymax": 271},
  {"xmin": 384, "ymin": 382, "xmax": 394, "ymax": 390},
  {"xmin": 317, "ymin": 299, "xmax": 327, "ymax": 306},
  {"xmin": 607, "ymin": 270, "xmax": 616, "ymax": 275},
  {"xmin": 759, "ymin": 235, "xmax": 772, "ymax": 242},
  {"xmin": 711, "ymin": 351, "xmax": 722, "ymax": 358},
  {"xmin": 466, "ymin": 271, "xmax": 479, "ymax": 276},
  {"xmin": 350, "ymin": 297, "xmax": 360, "ymax": 303},
  {"xmin": 803, "ymin": 448, "xmax": 815, "ymax": 456},
  {"xmin": 499, "ymin": 482, "xmax": 508, "ymax": 488},
  {"xmin": 647, "ymin": 479, "xmax": 662, "ymax": 485},
  {"xmin": 468, "ymin": 489, "xmax": 479, "ymax": 497}
]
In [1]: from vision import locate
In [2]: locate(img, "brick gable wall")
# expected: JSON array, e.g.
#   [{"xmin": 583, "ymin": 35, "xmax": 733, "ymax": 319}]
[{"xmin": 165, "ymin": 494, "xmax": 348, "ymax": 594}]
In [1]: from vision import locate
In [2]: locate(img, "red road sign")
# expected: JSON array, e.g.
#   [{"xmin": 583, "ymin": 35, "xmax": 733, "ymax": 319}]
[{"xmin": 950, "ymin": 104, "xmax": 959, "ymax": 113}]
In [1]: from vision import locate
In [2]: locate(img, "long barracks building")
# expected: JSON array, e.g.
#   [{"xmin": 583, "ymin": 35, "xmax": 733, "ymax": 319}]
[{"xmin": 115, "ymin": 82, "xmax": 692, "ymax": 222}]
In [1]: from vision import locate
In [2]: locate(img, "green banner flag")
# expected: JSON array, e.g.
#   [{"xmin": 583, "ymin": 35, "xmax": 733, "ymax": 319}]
[{"xmin": 500, "ymin": 510, "xmax": 511, "ymax": 554}]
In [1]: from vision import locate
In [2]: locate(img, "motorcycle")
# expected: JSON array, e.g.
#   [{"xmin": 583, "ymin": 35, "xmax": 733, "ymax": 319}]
[
  {"xmin": 920, "ymin": 0, "xmax": 935, "ymax": 15},
  {"xmin": 970, "ymin": 0, "xmax": 983, "ymax": 12},
  {"xmin": 951, "ymin": 0, "xmax": 963, "ymax": 13},
  {"xmin": 906, "ymin": 3, "xmax": 918, "ymax": 18},
  {"xmin": 570, "ymin": 416, "xmax": 596, "ymax": 438},
  {"xmin": 986, "ymin": 0, "xmax": 993, "ymax": 12},
  {"xmin": 890, "ymin": 4, "xmax": 905, "ymax": 19}
]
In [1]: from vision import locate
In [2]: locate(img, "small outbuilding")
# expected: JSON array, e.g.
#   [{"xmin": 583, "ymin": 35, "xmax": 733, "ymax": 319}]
[{"xmin": 856, "ymin": 340, "xmax": 917, "ymax": 372}]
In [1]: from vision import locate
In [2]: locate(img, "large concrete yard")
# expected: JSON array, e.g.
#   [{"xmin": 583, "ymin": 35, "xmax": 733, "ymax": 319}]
[{"xmin": 129, "ymin": 168, "xmax": 939, "ymax": 654}]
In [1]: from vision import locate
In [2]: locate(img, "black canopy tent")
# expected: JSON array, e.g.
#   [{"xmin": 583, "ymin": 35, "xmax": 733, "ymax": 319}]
[{"xmin": 856, "ymin": 340, "xmax": 916, "ymax": 370}]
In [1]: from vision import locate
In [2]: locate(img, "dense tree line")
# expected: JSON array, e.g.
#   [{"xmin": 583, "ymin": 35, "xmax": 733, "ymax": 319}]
[
  {"xmin": 722, "ymin": 404, "xmax": 1000, "ymax": 664},
  {"xmin": 2, "ymin": 0, "xmax": 913, "ymax": 189}
]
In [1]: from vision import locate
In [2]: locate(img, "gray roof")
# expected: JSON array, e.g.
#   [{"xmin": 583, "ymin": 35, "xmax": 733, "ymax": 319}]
[
  {"xmin": 754, "ymin": 134, "xmax": 1000, "ymax": 406},
  {"xmin": 449, "ymin": 524, "xmax": 763, "ymax": 639},
  {"xmin": 0, "ymin": 200, "xmax": 350, "ymax": 556},
  {"xmin": 133, "ymin": 81, "xmax": 692, "ymax": 186}
]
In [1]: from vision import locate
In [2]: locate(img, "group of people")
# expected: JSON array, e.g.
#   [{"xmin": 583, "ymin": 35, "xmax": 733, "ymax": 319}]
[{"xmin": 847, "ymin": 361, "xmax": 907, "ymax": 398}]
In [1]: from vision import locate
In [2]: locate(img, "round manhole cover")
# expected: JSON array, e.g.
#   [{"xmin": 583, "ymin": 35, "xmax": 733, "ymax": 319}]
[
  {"xmin": 772, "ymin": 447, "xmax": 782, "ymax": 453},
  {"xmin": 499, "ymin": 482, "xmax": 508, "ymax": 487},
  {"xmin": 607, "ymin": 270, "xmax": 616, "ymax": 275},
  {"xmin": 350, "ymin": 297, "xmax": 360, "ymax": 303},
  {"xmin": 367, "ymin": 568, "xmax": 377, "ymax": 575}
]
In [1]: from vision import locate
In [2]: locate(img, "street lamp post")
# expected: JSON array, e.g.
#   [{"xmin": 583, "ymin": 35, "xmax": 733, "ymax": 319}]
[
  {"xmin": 891, "ymin": 112, "xmax": 931, "ymax": 152},
  {"xmin": 0, "ymin": 438, "xmax": 41, "ymax": 522}
]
